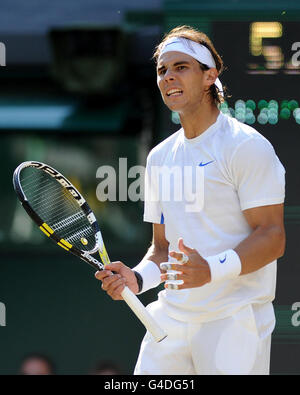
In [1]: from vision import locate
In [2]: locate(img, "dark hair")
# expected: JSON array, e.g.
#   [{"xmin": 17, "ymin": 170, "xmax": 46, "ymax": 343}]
[
  {"xmin": 90, "ymin": 360, "xmax": 123, "ymax": 375},
  {"xmin": 153, "ymin": 25, "xmax": 227, "ymax": 104}
]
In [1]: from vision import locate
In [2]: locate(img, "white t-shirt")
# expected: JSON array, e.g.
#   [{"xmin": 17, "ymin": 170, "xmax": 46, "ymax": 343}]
[{"xmin": 143, "ymin": 112, "xmax": 285, "ymax": 323}]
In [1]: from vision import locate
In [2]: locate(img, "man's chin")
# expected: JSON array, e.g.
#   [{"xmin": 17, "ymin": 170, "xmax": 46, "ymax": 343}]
[{"xmin": 164, "ymin": 102, "xmax": 184, "ymax": 113}]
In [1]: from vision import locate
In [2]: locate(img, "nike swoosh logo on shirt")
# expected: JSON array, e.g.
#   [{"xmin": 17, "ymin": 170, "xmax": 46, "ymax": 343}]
[
  {"xmin": 199, "ymin": 160, "xmax": 214, "ymax": 167},
  {"xmin": 219, "ymin": 255, "xmax": 227, "ymax": 264}
]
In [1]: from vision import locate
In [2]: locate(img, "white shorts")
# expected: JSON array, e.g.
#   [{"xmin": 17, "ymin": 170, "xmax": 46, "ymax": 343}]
[{"xmin": 134, "ymin": 301, "xmax": 275, "ymax": 375}]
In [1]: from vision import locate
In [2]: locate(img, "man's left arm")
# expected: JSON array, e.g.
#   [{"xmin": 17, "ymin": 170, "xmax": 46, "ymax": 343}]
[
  {"xmin": 235, "ymin": 203, "xmax": 285, "ymax": 275},
  {"xmin": 160, "ymin": 204, "xmax": 285, "ymax": 289}
]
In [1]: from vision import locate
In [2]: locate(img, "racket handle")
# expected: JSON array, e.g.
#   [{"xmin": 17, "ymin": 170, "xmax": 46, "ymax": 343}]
[{"xmin": 121, "ymin": 286, "xmax": 167, "ymax": 343}]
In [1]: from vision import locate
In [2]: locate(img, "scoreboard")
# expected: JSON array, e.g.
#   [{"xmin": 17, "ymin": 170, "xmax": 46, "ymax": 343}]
[{"xmin": 214, "ymin": 21, "xmax": 300, "ymax": 125}]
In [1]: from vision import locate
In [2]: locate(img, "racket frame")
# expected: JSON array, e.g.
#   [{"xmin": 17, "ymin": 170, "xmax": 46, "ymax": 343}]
[
  {"xmin": 13, "ymin": 161, "xmax": 167, "ymax": 343},
  {"xmin": 13, "ymin": 161, "xmax": 108, "ymax": 270}
]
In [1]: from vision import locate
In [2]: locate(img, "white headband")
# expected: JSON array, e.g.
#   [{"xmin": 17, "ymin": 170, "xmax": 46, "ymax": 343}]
[{"xmin": 159, "ymin": 37, "xmax": 223, "ymax": 95}]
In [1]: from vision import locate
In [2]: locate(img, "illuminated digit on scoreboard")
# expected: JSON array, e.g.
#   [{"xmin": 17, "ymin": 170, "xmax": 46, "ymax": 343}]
[
  {"xmin": 250, "ymin": 22, "xmax": 283, "ymax": 56},
  {"xmin": 250, "ymin": 22, "xmax": 284, "ymax": 70}
]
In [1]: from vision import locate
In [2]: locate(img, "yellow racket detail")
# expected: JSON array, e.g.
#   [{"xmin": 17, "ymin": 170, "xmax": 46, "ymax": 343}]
[
  {"xmin": 42, "ymin": 223, "xmax": 54, "ymax": 234},
  {"xmin": 57, "ymin": 242, "xmax": 69, "ymax": 251},
  {"xmin": 39, "ymin": 222, "xmax": 54, "ymax": 237},
  {"xmin": 99, "ymin": 244, "xmax": 110, "ymax": 266},
  {"xmin": 39, "ymin": 226, "xmax": 50, "ymax": 237},
  {"xmin": 59, "ymin": 239, "xmax": 73, "ymax": 250},
  {"xmin": 80, "ymin": 237, "xmax": 88, "ymax": 246}
]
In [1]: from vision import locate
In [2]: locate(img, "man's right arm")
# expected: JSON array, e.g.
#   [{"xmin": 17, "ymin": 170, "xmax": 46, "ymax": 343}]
[{"xmin": 143, "ymin": 223, "xmax": 169, "ymax": 268}]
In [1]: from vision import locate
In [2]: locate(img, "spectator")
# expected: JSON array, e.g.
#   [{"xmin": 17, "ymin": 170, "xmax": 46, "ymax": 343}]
[
  {"xmin": 19, "ymin": 353, "xmax": 55, "ymax": 375},
  {"xmin": 89, "ymin": 360, "xmax": 123, "ymax": 375}
]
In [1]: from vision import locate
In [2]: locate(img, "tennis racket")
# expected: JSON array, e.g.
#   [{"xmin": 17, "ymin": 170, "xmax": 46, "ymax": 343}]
[{"xmin": 13, "ymin": 161, "xmax": 167, "ymax": 342}]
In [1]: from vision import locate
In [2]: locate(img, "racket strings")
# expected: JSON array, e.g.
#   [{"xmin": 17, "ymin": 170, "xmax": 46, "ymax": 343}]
[
  {"xmin": 23, "ymin": 175, "xmax": 76, "ymax": 212},
  {"xmin": 51, "ymin": 212, "xmax": 94, "ymax": 244},
  {"xmin": 51, "ymin": 212, "xmax": 86, "ymax": 232},
  {"xmin": 21, "ymin": 174, "xmax": 70, "ymax": 212},
  {"xmin": 26, "ymin": 178, "xmax": 81, "ymax": 224},
  {"xmin": 20, "ymin": 167, "xmax": 96, "ymax": 251},
  {"xmin": 66, "ymin": 226, "xmax": 96, "ymax": 246}
]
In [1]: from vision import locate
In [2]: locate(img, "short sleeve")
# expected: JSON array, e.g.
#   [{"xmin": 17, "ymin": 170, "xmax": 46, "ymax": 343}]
[
  {"xmin": 230, "ymin": 137, "xmax": 286, "ymax": 211},
  {"xmin": 143, "ymin": 154, "xmax": 164, "ymax": 224}
]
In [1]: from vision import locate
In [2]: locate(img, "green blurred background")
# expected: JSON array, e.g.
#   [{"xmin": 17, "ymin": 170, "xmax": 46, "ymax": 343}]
[{"xmin": 1, "ymin": 0, "xmax": 300, "ymax": 375}]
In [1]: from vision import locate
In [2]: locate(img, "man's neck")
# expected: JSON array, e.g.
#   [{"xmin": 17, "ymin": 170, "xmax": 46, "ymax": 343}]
[{"xmin": 179, "ymin": 101, "xmax": 220, "ymax": 139}]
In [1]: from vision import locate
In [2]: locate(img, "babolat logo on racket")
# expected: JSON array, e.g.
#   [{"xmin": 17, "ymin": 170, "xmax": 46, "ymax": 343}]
[
  {"xmin": 31, "ymin": 162, "xmax": 84, "ymax": 203},
  {"xmin": 82, "ymin": 253, "xmax": 103, "ymax": 269}
]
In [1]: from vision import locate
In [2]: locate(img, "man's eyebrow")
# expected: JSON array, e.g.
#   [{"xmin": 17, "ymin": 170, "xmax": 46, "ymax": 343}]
[{"xmin": 157, "ymin": 60, "xmax": 191, "ymax": 71}]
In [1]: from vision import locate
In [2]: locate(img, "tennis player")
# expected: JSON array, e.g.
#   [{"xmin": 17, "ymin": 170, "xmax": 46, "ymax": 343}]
[{"xmin": 95, "ymin": 25, "xmax": 286, "ymax": 375}]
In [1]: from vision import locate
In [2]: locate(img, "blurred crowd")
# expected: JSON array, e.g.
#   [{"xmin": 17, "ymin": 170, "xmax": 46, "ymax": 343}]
[{"xmin": 18, "ymin": 353, "xmax": 123, "ymax": 375}]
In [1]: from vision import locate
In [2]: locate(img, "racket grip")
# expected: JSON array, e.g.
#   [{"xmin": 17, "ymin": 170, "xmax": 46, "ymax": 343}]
[{"xmin": 121, "ymin": 286, "xmax": 167, "ymax": 343}]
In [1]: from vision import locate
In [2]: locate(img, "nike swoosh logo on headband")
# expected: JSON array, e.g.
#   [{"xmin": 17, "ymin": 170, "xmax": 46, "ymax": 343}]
[{"xmin": 165, "ymin": 40, "xmax": 182, "ymax": 47}]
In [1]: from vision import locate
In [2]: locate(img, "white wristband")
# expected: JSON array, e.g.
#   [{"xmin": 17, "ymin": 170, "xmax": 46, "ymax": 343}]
[
  {"xmin": 206, "ymin": 249, "xmax": 241, "ymax": 283},
  {"xmin": 132, "ymin": 260, "xmax": 161, "ymax": 294}
]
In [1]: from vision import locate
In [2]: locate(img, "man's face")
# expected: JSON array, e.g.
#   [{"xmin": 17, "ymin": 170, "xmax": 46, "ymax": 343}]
[{"xmin": 156, "ymin": 51, "xmax": 208, "ymax": 113}]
